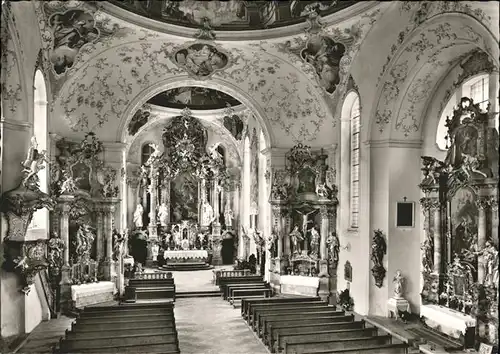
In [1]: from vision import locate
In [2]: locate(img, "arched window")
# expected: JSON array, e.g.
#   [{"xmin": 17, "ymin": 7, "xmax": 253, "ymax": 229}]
[
  {"xmin": 30, "ymin": 70, "xmax": 49, "ymax": 233},
  {"xmin": 436, "ymin": 73, "xmax": 496, "ymax": 150},
  {"xmin": 340, "ymin": 91, "xmax": 361, "ymax": 230},
  {"xmin": 349, "ymin": 96, "xmax": 360, "ymax": 228},
  {"xmin": 141, "ymin": 143, "xmax": 155, "ymax": 165}
]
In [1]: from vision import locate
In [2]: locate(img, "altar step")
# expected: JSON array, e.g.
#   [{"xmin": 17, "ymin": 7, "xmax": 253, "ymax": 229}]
[
  {"xmin": 161, "ymin": 263, "xmax": 214, "ymax": 271},
  {"xmin": 175, "ymin": 290, "xmax": 221, "ymax": 298}
]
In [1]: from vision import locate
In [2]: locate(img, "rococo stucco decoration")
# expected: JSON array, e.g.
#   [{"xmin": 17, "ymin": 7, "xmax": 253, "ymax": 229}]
[{"xmin": 173, "ymin": 42, "xmax": 230, "ymax": 78}]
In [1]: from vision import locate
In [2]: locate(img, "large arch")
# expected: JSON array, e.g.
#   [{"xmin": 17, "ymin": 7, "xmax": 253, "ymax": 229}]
[
  {"xmin": 369, "ymin": 12, "xmax": 499, "ymax": 142},
  {"xmin": 118, "ymin": 77, "xmax": 273, "ymax": 151}
]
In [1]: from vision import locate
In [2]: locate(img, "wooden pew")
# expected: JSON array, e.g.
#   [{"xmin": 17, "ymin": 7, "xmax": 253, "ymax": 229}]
[
  {"xmin": 261, "ymin": 314, "xmax": 355, "ymax": 340},
  {"xmin": 301, "ymin": 342, "xmax": 409, "ymax": 354},
  {"xmin": 126, "ymin": 278, "xmax": 176, "ymax": 302},
  {"xmin": 255, "ymin": 307, "xmax": 345, "ymax": 333},
  {"xmin": 222, "ymin": 282, "xmax": 267, "ymax": 299},
  {"xmin": 215, "ymin": 269, "xmax": 251, "ymax": 285},
  {"xmin": 226, "ymin": 284, "xmax": 269, "ymax": 300},
  {"xmin": 242, "ymin": 297, "xmax": 321, "ymax": 319},
  {"xmin": 274, "ymin": 327, "xmax": 378, "ymax": 353},
  {"xmin": 267, "ymin": 320, "xmax": 366, "ymax": 348},
  {"xmin": 75, "ymin": 312, "xmax": 175, "ymax": 325},
  {"xmin": 218, "ymin": 275, "xmax": 263, "ymax": 288},
  {"xmin": 283, "ymin": 334, "xmax": 393, "ymax": 354},
  {"xmin": 249, "ymin": 301, "xmax": 327, "ymax": 325},
  {"xmin": 82, "ymin": 302, "xmax": 174, "ymax": 312},
  {"xmin": 230, "ymin": 288, "xmax": 272, "ymax": 304}
]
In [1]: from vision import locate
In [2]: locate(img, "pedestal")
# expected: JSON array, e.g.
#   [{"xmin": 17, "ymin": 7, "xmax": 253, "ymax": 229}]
[
  {"xmin": 59, "ymin": 265, "xmax": 72, "ymax": 313},
  {"xmin": 145, "ymin": 241, "xmax": 157, "ymax": 268},
  {"xmin": 387, "ymin": 297, "xmax": 411, "ymax": 320},
  {"xmin": 318, "ymin": 259, "xmax": 330, "ymax": 303},
  {"xmin": 211, "ymin": 237, "xmax": 223, "ymax": 266}
]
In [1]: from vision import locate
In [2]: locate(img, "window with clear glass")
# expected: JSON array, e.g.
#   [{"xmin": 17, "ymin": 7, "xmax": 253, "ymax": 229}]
[
  {"xmin": 141, "ymin": 144, "xmax": 155, "ymax": 165},
  {"xmin": 350, "ymin": 97, "xmax": 360, "ymax": 228}
]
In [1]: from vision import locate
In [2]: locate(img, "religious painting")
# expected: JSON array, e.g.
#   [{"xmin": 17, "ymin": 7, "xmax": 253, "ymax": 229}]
[
  {"xmin": 450, "ymin": 187, "xmax": 478, "ymax": 259},
  {"xmin": 148, "ymin": 87, "xmax": 241, "ymax": 110},
  {"xmin": 344, "ymin": 260, "xmax": 352, "ymax": 282},
  {"xmin": 173, "ymin": 43, "xmax": 229, "ymax": 78},
  {"xmin": 48, "ymin": 9, "xmax": 99, "ymax": 75},
  {"xmin": 301, "ymin": 36, "xmax": 345, "ymax": 94},
  {"xmin": 71, "ymin": 162, "xmax": 91, "ymax": 192},
  {"xmin": 297, "ymin": 167, "xmax": 317, "ymax": 194},
  {"xmin": 170, "ymin": 172, "xmax": 199, "ymax": 223},
  {"xmin": 127, "ymin": 109, "xmax": 150, "ymax": 136}
]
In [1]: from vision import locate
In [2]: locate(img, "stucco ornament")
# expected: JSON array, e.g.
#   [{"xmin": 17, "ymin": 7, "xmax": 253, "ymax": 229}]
[{"xmin": 172, "ymin": 41, "xmax": 231, "ymax": 79}]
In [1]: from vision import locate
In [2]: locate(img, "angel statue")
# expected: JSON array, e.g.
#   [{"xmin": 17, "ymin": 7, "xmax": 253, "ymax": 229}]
[
  {"xmin": 289, "ymin": 225, "xmax": 304, "ymax": 254},
  {"xmin": 21, "ymin": 136, "xmax": 48, "ymax": 189},
  {"xmin": 207, "ymin": 143, "xmax": 223, "ymax": 165},
  {"xmin": 201, "ymin": 200, "xmax": 215, "ymax": 226},
  {"xmin": 133, "ymin": 204, "xmax": 144, "ymax": 228},
  {"xmin": 112, "ymin": 229, "xmax": 125, "ymax": 262}
]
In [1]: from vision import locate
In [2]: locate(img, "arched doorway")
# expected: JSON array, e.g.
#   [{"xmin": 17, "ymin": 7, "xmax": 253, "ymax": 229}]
[{"xmin": 221, "ymin": 231, "xmax": 235, "ymax": 265}]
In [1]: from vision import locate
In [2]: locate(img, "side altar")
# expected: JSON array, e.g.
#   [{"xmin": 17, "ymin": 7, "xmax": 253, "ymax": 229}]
[
  {"xmin": 419, "ymin": 97, "xmax": 498, "ymax": 350},
  {"xmin": 268, "ymin": 144, "xmax": 339, "ymax": 303},
  {"xmin": 129, "ymin": 108, "xmax": 236, "ymax": 267}
]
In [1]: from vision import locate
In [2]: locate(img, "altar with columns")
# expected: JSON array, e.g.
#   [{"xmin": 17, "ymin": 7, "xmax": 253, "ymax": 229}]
[{"xmin": 127, "ymin": 108, "xmax": 237, "ymax": 267}]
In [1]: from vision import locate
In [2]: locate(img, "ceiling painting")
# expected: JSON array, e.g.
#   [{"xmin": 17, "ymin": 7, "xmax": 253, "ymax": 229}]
[
  {"xmin": 109, "ymin": 0, "xmax": 357, "ymax": 30},
  {"xmin": 147, "ymin": 87, "xmax": 241, "ymax": 110},
  {"xmin": 172, "ymin": 42, "xmax": 230, "ymax": 78}
]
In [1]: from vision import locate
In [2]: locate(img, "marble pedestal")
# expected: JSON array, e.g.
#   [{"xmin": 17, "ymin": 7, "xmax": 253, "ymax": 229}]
[{"xmin": 387, "ymin": 297, "xmax": 411, "ymax": 320}]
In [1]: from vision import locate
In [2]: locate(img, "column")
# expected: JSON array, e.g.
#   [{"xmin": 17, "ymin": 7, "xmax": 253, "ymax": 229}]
[
  {"xmin": 148, "ymin": 166, "xmax": 158, "ymax": 239},
  {"xmin": 491, "ymin": 198, "xmax": 498, "ymax": 246},
  {"xmin": 431, "ymin": 199, "xmax": 441, "ymax": 274},
  {"xmin": 106, "ymin": 206, "xmax": 115, "ymax": 261},
  {"xmin": 476, "ymin": 197, "xmax": 488, "ymax": 284},
  {"xmin": 160, "ymin": 179, "xmax": 170, "ymax": 224},
  {"xmin": 320, "ymin": 206, "xmax": 329, "ymax": 260},
  {"xmin": 96, "ymin": 206, "xmax": 104, "ymax": 261},
  {"xmin": 489, "ymin": 72, "xmax": 499, "ymax": 130},
  {"xmin": 60, "ymin": 204, "xmax": 71, "ymax": 267}
]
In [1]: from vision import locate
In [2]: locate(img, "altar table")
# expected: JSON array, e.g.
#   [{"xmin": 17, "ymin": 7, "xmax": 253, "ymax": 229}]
[
  {"xmin": 71, "ymin": 281, "xmax": 115, "ymax": 309},
  {"xmin": 164, "ymin": 250, "xmax": 208, "ymax": 260},
  {"xmin": 280, "ymin": 275, "xmax": 319, "ymax": 297}
]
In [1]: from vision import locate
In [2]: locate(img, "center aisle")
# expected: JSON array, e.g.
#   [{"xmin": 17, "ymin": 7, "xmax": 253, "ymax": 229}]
[{"xmin": 174, "ymin": 296, "xmax": 269, "ymax": 354}]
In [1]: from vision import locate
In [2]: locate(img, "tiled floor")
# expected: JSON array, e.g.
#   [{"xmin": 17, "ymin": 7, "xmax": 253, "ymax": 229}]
[{"xmin": 175, "ymin": 297, "xmax": 270, "ymax": 354}]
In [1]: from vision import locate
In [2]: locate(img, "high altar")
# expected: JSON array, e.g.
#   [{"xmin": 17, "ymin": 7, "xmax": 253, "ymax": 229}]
[
  {"xmin": 131, "ymin": 108, "xmax": 236, "ymax": 266},
  {"xmin": 419, "ymin": 97, "xmax": 498, "ymax": 350},
  {"xmin": 267, "ymin": 144, "xmax": 339, "ymax": 303}
]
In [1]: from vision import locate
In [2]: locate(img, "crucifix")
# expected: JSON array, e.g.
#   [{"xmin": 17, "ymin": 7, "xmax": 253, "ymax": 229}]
[{"xmin": 295, "ymin": 208, "xmax": 316, "ymax": 254}]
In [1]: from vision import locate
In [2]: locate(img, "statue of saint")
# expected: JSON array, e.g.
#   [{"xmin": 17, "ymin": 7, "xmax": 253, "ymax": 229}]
[
  {"xmin": 172, "ymin": 226, "xmax": 181, "ymax": 248},
  {"xmin": 481, "ymin": 241, "xmax": 499, "ymax": 287},
  {"xmin": 47, "ymin": 232, "xmax": 65, "ymax": 271},
  {"xmin": 151, "ymin": 243, "xmax": 159, "ymax": 261},
  {"xmin": 289, "ymin": 225, "xmax": 304, "ymax": 254},
  {"xmin": 198, "ymin": 233, "xmax": 205, "ymax": 249},
  {"xmin": 326, "ymin": 232, "xmax": 340, "ymax": 268},
  {"xmin": 393, "ymin": 270, "xmax": 405, "ymax": 299},
  {"xmin": 371, "ymin": 229, "xmax": 387, "ymax": 267},
  {"xmin": 158, "ymin": 202, "xmax": 169, "ymax": 227},
  {"xmin": 310, "ymin": 227, "xmax": 320, "ymax": 258},
  {"xmin": 224, "ymin": 205, "xmax": 234, "ymax": 228},
  {"xmin": 133, "ymin": 204, "xmax": 144, "ymax": 228},
  {"xmin": 202, "ymin": 200, "xmax": 214, "ymax": 226}
]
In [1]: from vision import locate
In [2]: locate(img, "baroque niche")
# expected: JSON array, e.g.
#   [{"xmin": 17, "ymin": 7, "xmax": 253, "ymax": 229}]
[
  {"xmin": 47, "ymin": 9, "xmax": 100, "ymax": 75},
  {"xmin": 172, "ymin": 42, "xmax": 230, "ymax": 78},
  {"xmin": 301, "ymin": 35, "xmax": 346, "ymax": 94}
]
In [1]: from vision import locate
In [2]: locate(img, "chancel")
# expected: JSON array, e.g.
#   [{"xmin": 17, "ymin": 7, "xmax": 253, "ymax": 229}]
[{"xmin": 0, "ymin": 1, "xmax": 498, "ymax": 354}]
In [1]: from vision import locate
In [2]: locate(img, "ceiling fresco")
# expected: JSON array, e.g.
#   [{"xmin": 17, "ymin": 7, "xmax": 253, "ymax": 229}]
[
  {"xmin": 109, "ymin": 0, "xmax": 357, "ymax": 30},
  {"xmin": 147, "ymin": 87, "xmax": 242, "ymax": 110}
]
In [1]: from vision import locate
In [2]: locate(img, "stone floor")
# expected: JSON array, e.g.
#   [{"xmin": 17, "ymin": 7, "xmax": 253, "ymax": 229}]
[
  {"xmin": 15, "ymin": 315, "xmax": 74, "ymax": 353},
  {"xmin": 175, "ymin": 297, "xmax": 270, "ymax": 354}
]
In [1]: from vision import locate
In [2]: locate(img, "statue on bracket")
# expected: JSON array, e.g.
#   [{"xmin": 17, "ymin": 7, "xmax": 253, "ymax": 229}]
[
  {"xmin": 133, "ymin": 204, "xmax": 144, "ymax": 228},
  {"xmin": 371, "ymin": 229, "xmax": 387, "ymax": 288},
  {"xmin": 47, "ymin": 232, "xmax": 65, "ymax": 277},
  {"xmin": 158, "ymin": 202, "xmax": 169, "ymax": 227},
  {"xmin": 393, "ymin": 270, "xmax": 405, "ymax": 299}
]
